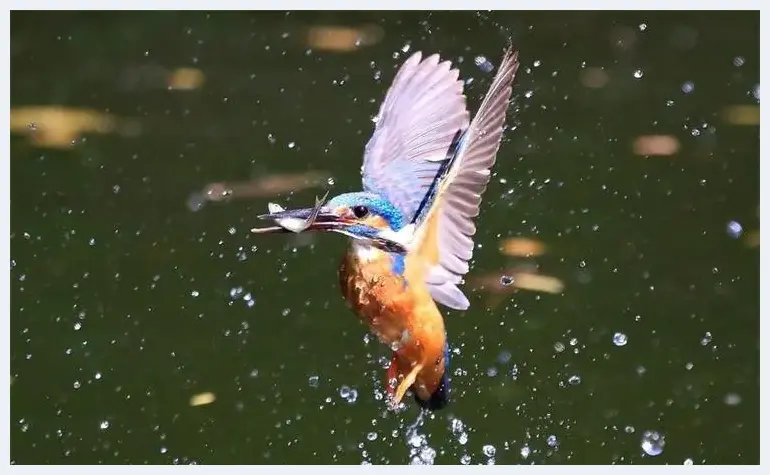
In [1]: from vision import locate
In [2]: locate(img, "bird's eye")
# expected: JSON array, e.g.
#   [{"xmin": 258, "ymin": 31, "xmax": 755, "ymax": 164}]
[{"xmin": 352, "ymin": 205, "xmax": 369, "ymax": 219}]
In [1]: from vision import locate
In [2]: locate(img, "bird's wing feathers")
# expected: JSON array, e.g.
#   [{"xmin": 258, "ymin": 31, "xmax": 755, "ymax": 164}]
[
  {"xmin": 407, "ymin": 47, "xmax": 520, "ymax": 310},
  {"xmin": 361, "ymin": 52, "xmax": 470, "ymax": 222}
]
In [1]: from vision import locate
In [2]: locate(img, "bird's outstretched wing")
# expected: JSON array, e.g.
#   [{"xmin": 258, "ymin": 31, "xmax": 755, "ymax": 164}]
[
  {"xmin": 405, "ymin": 47, "xmax": 520, "ymax": 310},
  {"xmin": 361, "ymin": 52, "xmax": 470, "ymax": 223}
]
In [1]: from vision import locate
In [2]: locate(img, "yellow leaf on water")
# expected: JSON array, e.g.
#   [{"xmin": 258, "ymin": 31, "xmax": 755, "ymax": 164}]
[
  {"xmin": 633, "ymin": 135, "xmax": 680, "ymax": 156},
  {"xmin": 500, "ymin": 238, "xmax": 546, "ymax": 257},
  {"xmin": 306, "ymin": 25, "xmax": 383, "ymax": 52},
  {"xmin": 723, "ymin": 105, "xmax": 760, "ymax": 125},
  {"xmin": 10, "ymin": 106, "xmax": 117, "ymax": 149},
  {"xmin": 168, "ymin": 68, "xmax": 205, "ymax": 91},
  {"xmin": 189, "ymin": 392, "xmax": 216, "ymax": 407},
  {"xmin": 510, "ymin": 272, "xmax": 565, "ymax": 294}
]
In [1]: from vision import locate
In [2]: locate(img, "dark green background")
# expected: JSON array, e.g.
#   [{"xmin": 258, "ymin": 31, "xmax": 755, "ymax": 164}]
[{"xmin": 10, "ymin": 11, "xmax": 759, "ymax": 464}]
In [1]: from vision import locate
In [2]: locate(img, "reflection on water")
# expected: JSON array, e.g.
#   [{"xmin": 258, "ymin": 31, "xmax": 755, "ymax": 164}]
[{"xmin": 10, "ymin": 11, "xmax": 759, "ymax": 465}]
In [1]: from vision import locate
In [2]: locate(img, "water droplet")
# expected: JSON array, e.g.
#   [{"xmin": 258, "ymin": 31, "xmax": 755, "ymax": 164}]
[
  {"xmin": 99, "ymin": 420, "xmax": 110, "ymax": 430},
  {"xmin": 641, "ymin": 430, "xmax": 665, "ymax": 456},
  {"xmin": 474, "ymin": 55, "xmax": 494, "ymax": 73},
  {"xmin": 633, "ymin": 69, "xmax": 644, "ymax": 79},
  {"xmin": 567, "ymin": 375, "xmax": 581, "ymax": 385},
  {"xmin": 407, "ymin": 432, "xmax": 426, "ymax": 448},
  {"xmin": 73, "ymin": 380, "xmax": 81, "ymax": 389},
  {"xmin": 190, "ymin": 290, "xmax": 200, "ymax": 298},
  {"xmin": 281, "ymin": 308, "xmax": 291, "ymax": 317},
  {"xmin": 726, "ymin": 221, "xmax": 743, "ymax": 238},
  {"xmin": 308, "ymin": 375, "xmax": 319, "ymax": 387},
  {"xmin": 520, "ymin": 445, "xmax": 530, "ymax": 459},
  {"xmin": 612, "ymin": 332, "xmax": 628, "ymax": 347},
  {"xmin": 510, "ymin": 364, "xmax": 519, "ymax": 380},
  {"xmin": 546, "ymin": 434, "xmax": 558, "ymax": 447},
  {"xmin": 339, "ymin": 385, "xmax": 358, "ymax": 403},
  {"xmin": 700, "ymin": 332, "xmax": 713, "ymax": 346},
  {"xmin": 482, "ymin": 444, "xmax": 496, "ymax": 457},
  {"xmin": 682, "ymin": 81, "xmax": 695, "ymax": 94},
  {"xmin": 288, "ymin": 142, "xmax": 296, "ymax": 149},
  {"xmin": 366, "ymin": 431, "xmax": 377, "ymax": 441},
  {"xmin": 94, "ymin": 372, "xmax": 102, "ymax": 380},
  {"xmin": 500, "ymin": 275, "xmax": 514, "ymax": 286},
  {"xmin": 229, "ymin": 287, "xmax": 244, "ymax": 299},
  {"xmin": 450, "ymin": 418, "xmax": 464, "ymax": 434},
  {"xmin": 684, "ymin": 458, "xmax": 694, "ymax": 465},
  {"xmin": 625, "ymin": 425, "xmax": 635, "ymax": 434},
  {"xmin": 460, "ymin": 454, "xmax": 471, "ymax": 464}
]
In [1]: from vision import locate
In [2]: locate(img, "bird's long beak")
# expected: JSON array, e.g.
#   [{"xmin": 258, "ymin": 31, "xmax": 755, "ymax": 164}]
[
  {"xmin": 251, "ymin": 192, "xmax": 351, "ymax": 234},
  {"xmin": 251, "ymin": 193, "xmax": 411, "ymax": 254},
  {"xmin": 250, "ymin": 205, "xmax": 350, "ymax": 234}
]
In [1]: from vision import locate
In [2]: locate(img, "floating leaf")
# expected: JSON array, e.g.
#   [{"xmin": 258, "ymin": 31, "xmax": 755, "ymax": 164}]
[
  {"xmin": 189, "ymin": 392, "xmax": 216, "ymax": 407},
  {"xmin": 632, "ymin": 135, "xmax": 680, "ymax": 156},
  {"xmin": 168, "ymin": 67, "xmax": 205, "ymax": 91},
  {"xmin": 200, "ymin": 172, "xmax": 328, "ymax": 201},
  {"xmin": 509, "ymin": 272, "xmax": 565, "ymax": 294},
  {"xmin": 500, "ymin": 237, "xmax": 546, "ymax": 257},
  {"xmin": 10, "ymin": 106, "xmax": 117, "ymax": 148},
  {"xmin": 306, "ymin": 24, "xmax": 383, "ymax": 52},
  {"xmin": 723, "ymin": 105, "xmax": 759, "ymax": 125}
]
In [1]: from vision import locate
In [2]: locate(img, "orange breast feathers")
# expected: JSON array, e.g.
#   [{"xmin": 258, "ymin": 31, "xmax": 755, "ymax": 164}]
[{"xmin": 338, "ymin": 246, "xmax": 447, "ymax": 403}]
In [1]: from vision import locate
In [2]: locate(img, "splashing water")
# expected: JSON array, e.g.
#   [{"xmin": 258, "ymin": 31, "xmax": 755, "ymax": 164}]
[{"xmin": 405, "ymin": 412, "xmax": 436, "ymax": 465}]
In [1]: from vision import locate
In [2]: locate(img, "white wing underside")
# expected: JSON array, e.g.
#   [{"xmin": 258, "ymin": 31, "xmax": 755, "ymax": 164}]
[
  {"xmin": 417, "ymin": 49, "xmax": 520, "ymax": 310},
  {"xmin": 363, "ymin": 48, "xmax": 520, "ymax": 310}
]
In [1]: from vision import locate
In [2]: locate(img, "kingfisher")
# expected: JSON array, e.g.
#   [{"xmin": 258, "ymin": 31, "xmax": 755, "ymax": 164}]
[{"xmin": 252, "ymin": 46, "xmax": 520, "ymax": 411}]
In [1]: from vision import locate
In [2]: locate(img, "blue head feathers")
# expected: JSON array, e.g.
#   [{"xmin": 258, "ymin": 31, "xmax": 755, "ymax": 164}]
[{"xmin": 327, "ymin": 192, "xmax": 406, "ymax": 231}]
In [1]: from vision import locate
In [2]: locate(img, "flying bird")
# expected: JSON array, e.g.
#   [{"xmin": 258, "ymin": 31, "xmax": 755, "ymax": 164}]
[{"xmin": 253, "ymin": 46, "xmax": 520, "ymax": 410}]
